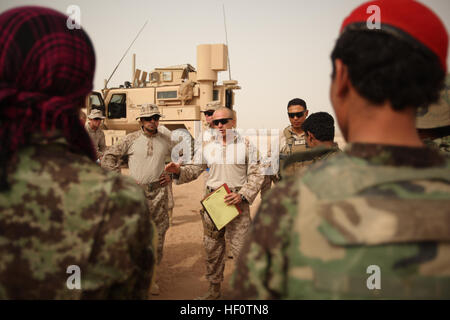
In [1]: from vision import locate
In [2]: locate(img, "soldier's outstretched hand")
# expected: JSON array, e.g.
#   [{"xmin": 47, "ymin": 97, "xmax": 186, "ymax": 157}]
[{"xmin": 165, "ymin": 162, "xmax": 181, "ymax": 174}]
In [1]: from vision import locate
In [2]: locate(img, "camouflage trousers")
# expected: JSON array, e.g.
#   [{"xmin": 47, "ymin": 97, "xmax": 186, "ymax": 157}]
[
  {"xmin": 143, "ymin": 185, "xmax": 169, "ymax": 265},
  {"xmin": 167, "ymin": 182, "xmax": 174, "ymax": 225},
  {"xmin": 200, "ymin": 201, "xmax": 251, "ymax": 284}
]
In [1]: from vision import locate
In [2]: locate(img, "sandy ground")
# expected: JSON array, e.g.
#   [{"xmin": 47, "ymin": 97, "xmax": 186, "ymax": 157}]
[{"xmin": 148, "ymin": 172, "xmax": 262, "ymax": 300}]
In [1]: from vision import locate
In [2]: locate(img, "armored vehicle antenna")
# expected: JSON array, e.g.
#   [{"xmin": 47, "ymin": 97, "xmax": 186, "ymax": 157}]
[
  {"xmin": 223, "ymin": 4, "xmax": 231, "ymax": 81},
  {"xmin": 104, "ymin": 20, "xmax": 149, "ymax": 89}
]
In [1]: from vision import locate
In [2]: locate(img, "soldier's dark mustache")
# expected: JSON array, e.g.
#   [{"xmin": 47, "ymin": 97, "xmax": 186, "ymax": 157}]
[{"xmin": 144, "ymin": 127, "xmax": 156, "ymax": 134}]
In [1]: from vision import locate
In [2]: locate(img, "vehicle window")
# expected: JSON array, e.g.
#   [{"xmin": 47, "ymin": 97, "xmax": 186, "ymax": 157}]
[
  {"xmin": 108, "ymin": 93, "xmax": 126, "ymax": 119},
  {"xmin": 90, "ymin": 93, "xmax": 105, "ymax": 113},
  {"xmin": 213, "ymin": 90, "xmax": 219, "ymax": 101},
  {"xmin": 157, "ymin": 91, "xmax": 177, "ymax": 99},
  {"xmin": 150, "ymin": 72, "xmax": 160, "ymax": 82},
  {"xmin": 225, "ymin": 89, "xmax": 232, "ymax": 108},
  {"xmin": 162, "ymin": 72, "xmax": 172, "ymax": 82}
]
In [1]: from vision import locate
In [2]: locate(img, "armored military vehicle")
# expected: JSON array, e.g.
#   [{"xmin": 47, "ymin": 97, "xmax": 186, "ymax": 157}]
[{"xmin": 85, "ymin": 43, "xmax": 240, "ymax": 145}]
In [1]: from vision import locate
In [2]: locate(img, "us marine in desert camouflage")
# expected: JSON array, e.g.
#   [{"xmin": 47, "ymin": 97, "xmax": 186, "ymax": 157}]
[
  {"xmin": 102, "ymin": 104, "xmax": 173, "ymax": 296},
  {"xmin": 166, "ymin": 107, "xmax": 264, "ymax": 300}
]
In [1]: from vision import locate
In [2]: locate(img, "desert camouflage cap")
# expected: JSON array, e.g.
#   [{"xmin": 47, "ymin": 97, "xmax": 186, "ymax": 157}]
[
  {"xmin": 201, "ymin": 100, "xmax": 221, "ymax": 112},
  {"xmin": 136, "ymin": 104, "xmax": 164, "ymax": 120},
  {"xmin": 416, "ymin": 77, "xmax": 450, "ymax": 129},
  {"xmin": 88, "ymin": 109, "xmax": 105, "ymax": 119}
]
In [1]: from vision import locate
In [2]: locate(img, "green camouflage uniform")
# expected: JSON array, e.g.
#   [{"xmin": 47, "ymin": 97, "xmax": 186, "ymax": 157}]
[
  {"xmin": 281, "ymin": 144, "xmax": 342, "ymax": 177},
  {"xmin": 416, "ymin": 75, "xmax": 450, "ymax": 157},
  {"xmin": 0, "ymin": 136, "xmax": 156, "ymax": 299},
  {"xmin": 231, "ymin": 143, "xmax": 450, "ymax": 299}
]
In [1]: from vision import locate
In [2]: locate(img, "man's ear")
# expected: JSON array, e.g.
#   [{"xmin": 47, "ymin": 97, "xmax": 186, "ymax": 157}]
[
  {"xmin": 333, "ymin": 58, "xmax": 350, "ymax": 98},
  {"xmin": 305, "ymin": 131, "xmax": 313, "ymax": 147}
]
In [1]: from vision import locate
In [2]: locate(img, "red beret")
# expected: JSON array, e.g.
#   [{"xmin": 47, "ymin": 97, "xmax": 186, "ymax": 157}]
[{"xmin": 341, "ymin": 0, "xmax": 448, "ymax": 72}]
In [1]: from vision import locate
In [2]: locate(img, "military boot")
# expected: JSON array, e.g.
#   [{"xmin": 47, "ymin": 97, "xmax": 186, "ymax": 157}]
[
  {"xmin": 226, "ymin": 246, "xmax": 233, "ymax": 259},
  {"xmin": 195, "ymin": 283, "xmax": 221, "ymax": 300},
  {"xmin": 150, "ymin": 282, "xmax": 160, "ymax": 295},
  {"xmin": 150, "ymin": 267, "xmax": 160, "ymax": 295}
]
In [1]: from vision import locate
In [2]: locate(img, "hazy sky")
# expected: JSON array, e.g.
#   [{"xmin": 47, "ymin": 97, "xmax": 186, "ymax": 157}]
[{"xmin": 2, "ymin": 0, "xmax": 450, "ymax": 133}]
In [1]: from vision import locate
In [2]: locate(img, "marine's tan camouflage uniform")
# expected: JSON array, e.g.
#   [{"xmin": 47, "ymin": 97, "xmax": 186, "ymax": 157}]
[
  {"xmin": 175, "ymin": 132, "xmax": 264, "ymax": 284},
  {"xmin": 159, "ymin": 125, "xmax": 175, "ymax": 226},
  {"xmin": 279, "ymin": 125, "xmax": 309, "ymax": 177},
  {"xmin": 84, "ymin": 122, "xmax": 106, "ymax": 160},
  {"xmin": 102, "ymin": 127, "xmax": 173, "ymax": 264}
]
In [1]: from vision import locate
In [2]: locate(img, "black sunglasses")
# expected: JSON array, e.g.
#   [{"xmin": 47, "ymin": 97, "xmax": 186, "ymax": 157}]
[
  {"xmin": 141, "ymin": 115, "xmax": 161, "ymax": 122},
  {"xmin": 288, "ymin": 111, "xmax": 306, "ymax": 118},
  {"xmin": 203, "ymin": 110, "xmax": 215, "ymax": 117},
  {"xmin": 212, "ymin": 118, "xmax": 232, "ymax": 126}
]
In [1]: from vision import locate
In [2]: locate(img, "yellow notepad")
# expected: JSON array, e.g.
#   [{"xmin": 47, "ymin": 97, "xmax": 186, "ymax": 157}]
[{"xmin": 201, "ymin": 184, "xmax": 241, "ymax": 231}]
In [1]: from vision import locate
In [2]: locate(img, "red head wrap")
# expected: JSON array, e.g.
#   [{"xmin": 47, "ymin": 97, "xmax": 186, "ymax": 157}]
[{"xmin": 0, "ymin": 6, "xmax": 97, "ymax": 182}]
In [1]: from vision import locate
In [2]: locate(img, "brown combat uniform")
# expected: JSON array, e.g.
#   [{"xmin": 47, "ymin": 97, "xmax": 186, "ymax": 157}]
[
  {"xmin": 257, "ymin": 130, "xmax": 281, "ymax": 200},
  {"xmin": 159, "ymin": 125, "xmax": 175, "ymax": 226},
  {"xmin": 175, "ymin": 133, "xmax": 264, "ymax": 284},
  {"xmin": 279, "ymin": 125, "xmax": 309, "ymax": 176},
  {"xmin": 102, "ymin": 127, "xmax": 173, "ymax": 264},
  {"xmin": 85, "ymin": 122, "xmax": 106, "ymax": 160}
]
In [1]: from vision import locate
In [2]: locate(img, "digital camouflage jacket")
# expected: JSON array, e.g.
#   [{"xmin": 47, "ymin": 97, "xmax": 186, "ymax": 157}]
[
  {"xmin": 232, "ymin": 143, "xmax": 450, "ymax": 299},
  {"xmin": 0, "ymin": 136, "xmax": 156, "ymax": 299}
]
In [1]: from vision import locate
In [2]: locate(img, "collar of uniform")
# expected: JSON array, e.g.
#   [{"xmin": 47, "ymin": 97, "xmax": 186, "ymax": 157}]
[
  {"xmin": 345, "ymin": 142, "xmax": 445, "ymax": 167},
  {"xmin": 85, "ymin": 122, "xmax": 94, "ymax": 133},
  {"xmin": 212, "ymin": 129, "xmax": 241, "ymax": 145},
  {"xmin": 204, "ymin": 122, "xmax": 213, "ymax": 129},
  {"xmin": 288, "ymin": 125, "xmax": 305, "ymax": 138},
  {"xmin": 141, "ymin": 126, "xmax": 159, "ymax": 138}
]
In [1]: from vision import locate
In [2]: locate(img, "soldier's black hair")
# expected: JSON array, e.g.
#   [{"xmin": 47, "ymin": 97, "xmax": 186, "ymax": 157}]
[
  {"xmin": 287, "ymin": 98, "xmax": 307, "ymax": 110},
  {"xmin": 301, "ymin": 112, "xmax": 335, "ymax": 142},
  {"xmin": 330, "ymin": 30, "xmax": 445, "ymax": 111}
]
